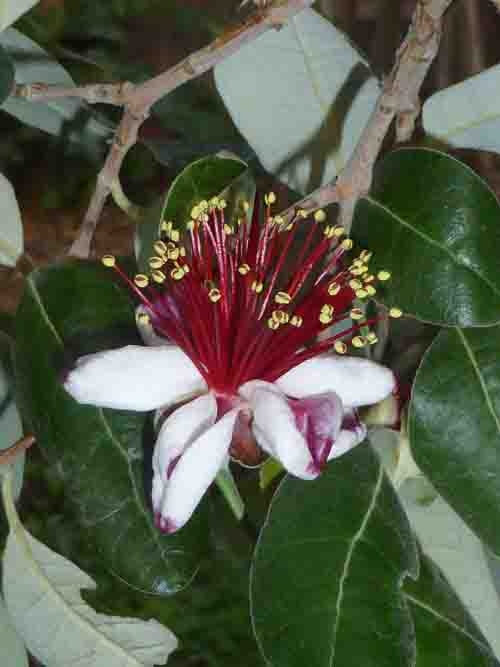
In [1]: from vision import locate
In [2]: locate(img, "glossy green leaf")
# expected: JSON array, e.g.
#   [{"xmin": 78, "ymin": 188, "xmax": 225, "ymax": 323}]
[
  {"xmin": 0, "ymin": 0, "xmax": 38, "ymax": 31},
  {"xmin": 135, "ymin": 155, "xmax": 254, "ymax": 271},
  {"xmin": 409, "ymin": 326, "xmax": 500, "ymax": 555},
  {"xmin": 0, "ymin": 28, "xmax": 111, "ymax": 139},
  {"xmin": 0, "ymin": 333, "xmax": 24, "ymax": 501},
  {"xmin": 423, "ymin": 63, "xmax": 500, "ymax": 154},
  {"xmin": 215, "ymin": 8, "xmax": 379, "ymax": 194},
  {"xmin": 404, "ymin": 550, "xmax": 499, "ymax": 666},
  {"xmin": 251, "ymin": 444, "xmax": 419, "ymax": 667},
  {"xmin": 352, "ymin": 148, "xmax": 500, "ymax": 326},
  {"xmin": 0, "ymin": 44, "xmax": 14, "ymax": 106},
  {"xmin": 14, "ymin": 261, "xmax": 209, "ymax": 595}
]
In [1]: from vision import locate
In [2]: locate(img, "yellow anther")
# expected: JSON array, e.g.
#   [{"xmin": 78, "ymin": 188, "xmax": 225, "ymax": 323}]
[
  {"xmin": 136, "ymin": 312, "xmax": 150, "ymax": 325},
  {"xmin": 341, "ymin": 238, "xmax": 353, "ymax": 250},
  {"xmin": 321, "ymin": 304, "xmax": 334, "ymax": 314},
  {"xmin": 389, "ymin": 307, "xmax": 403, "ymax": 318},
  {"xmin": 366, "ymin": 332, "xmax": 379, "ymax": 345},
  {"xmin": 314, "ymin": 209, "xmax": 327, "ymax": 223},
  {"xmin": 333, "ymin": 226, "xmax": 345, "ymax": 238},
  {"xmin": 378, "ymin": 270, "xmax": 391, "ymax": 281},
  {"xmin": 167, "ymin": 247, "xmax": 180, "ymax": 261},
  {"xmin": 290, "ymin": 315, "xmax": 303, "ymax": 327},
  {"xmin": 209, "ymin": 197, "xmax": 219, "ymax": 209},
  {"xmin": 171, "ymin": 267, "xmax": 185, "ymax": 281},
  {"xmin": 275, "ymin": 291, "xmax": 292, "ymax": 305},
  {"xmin": 183, "ymin": 264, "xmax": 190, "ymax": 274},
  {"xmin": 350, "ymin": 308, "xmax": 364, "ymax": 321},
  {"xmin": 134, "ymin": 274, "xmax": 149, "ymax": 288},
  {"xmin": 180, "ymin": 246, "xmax": 186, "ymax": 257},
  {"xmin": 223, "ymin": 224, "xmax": 234, "ymax": 235},
  {"xmin": 251, "ymin": 280, "xmax": 264, "ymax": 294},
  {"xmin": 170, "ymin": 229, "xmax": 180, "ymax": 243},
  {"xmin": 334, "ymin": 341, "xmax": 347, "ymax": 355},
  {"xmin": 364, "ymin": 274, "xmax": 375, "ymax": 284},
  {"xmin": 285, "ymin": 223, "xmax": 294, "ymax": 231},
  {"xmin": 273, "ymin": 215, "xmax": 284, "ymax": 227},
  {"xmin": 272, "ymin": 309, "xmax": 290, "ymax": 324},
  {"xmin": 218, "ymin": 199, "xmax": 227, "ymax": 210},
  {"xmin": 160, "ymin": 220, "xmax": 173, "ymax": 233},
  {"xmin": 352, "ymin": 336, "xmax": 366, "ymax": 348},
  {"xmin": 323, "ymin": 225, "xmax": 336, "ymax": 239},
  {"xmin": 366, "ymin": 285, "xmax": 377, "ymax": 296},
  {"xmin": 349, "ymin": 266, "xmax": 365, "ymax": 276},
  {"xmin": 297, "ymin": 208, "xmax": 308, "ymax": 218},
  {"xmin": 360, "ymin": 250, "xmax": 372, "ymax": 261},
  {"xmin": 267, "ymin": 317, "xmax": 280, "ymax": 330},
  {"xmin": 199, "ymin": 199, "xmax": 209, "ymax": 211},
  {"xmin": 186, "ymin": 220, "xmax": 195, "ymax": 232},
  {"xmin": 328, "ymin": 282, "xmax": 341, "ymax": 296},
  {"xmin": 151, "ymin": 269, "xmax": 166, "ymax": 284},
  {"xmin": 319, "ymin": 304, "xmax": 334, "ymax": 325},
  {"xmin": 355, "ymin": 289, "xmax": 369, "ymax": 299},
  {"xmin": 209, "ymin": 288, "xmax": 222, "ymax": 303},
  {"xmin": 243, "ymin": 200, "xmax": 250, "ymax": 213},
  {"xmin": 349, "ymin": 279, "xmax": 363, "ymax": 290},
  {"xmin": 265, "ymin": 192, "xmax": 276, "ymax": 206},
  {"xmin": 149, "ymin": 256, "xmax": 165, "ymax": 269},
  {"xmin": 101, "ymin": 254, "xmax": 116, "ymax": 268},
  {"xmin": 238, "ymin": 264, "xmax": 250, "ymax": 275},
  {"xmin": 191, "ymin": 205, "xmax": 200, "ymax": 220},
  {"xmin": 154, "ymin": 240, "xmax": 167, "ymax": 256}
]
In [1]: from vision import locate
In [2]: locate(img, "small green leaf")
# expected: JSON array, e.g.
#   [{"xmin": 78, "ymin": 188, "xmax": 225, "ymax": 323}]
[
  {"xmin": 0, "ymin": 44, "xmax": 14, "ymax": 105},
  {"xmin": 409, "ymin": 326, "xmax": 500, "ymax": 555},
  {"xmin": 352, "ymin": 148, "xmax": 500, "ymax": 326},
  {"xmin": 251, "ymin": 444, "xmax": 419, "ymax": 667},
  {"xmin": 14, "ymin": 261, "xmax": 209, "ymax": 594},
  {"xmin": 135, "ymin": 155, "xmax": 254, "ymax": 271},
  {"xmin": 404, "ymin": 549, "xmax": 499, "ymax": 666}
]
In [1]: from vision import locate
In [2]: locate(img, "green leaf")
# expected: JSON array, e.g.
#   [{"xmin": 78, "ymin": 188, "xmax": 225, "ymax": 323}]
[
  {"xmin": 0, "ymin": 172, "xmax": 23, "ymax": 268},
  {"xmin": 0, "ymin": 333, "xmax": 24, "ymax": 501},
  {"xmin": 0, "ymin": 595, "xmax": 28, "ymax": 667},
  {"xmin": 251, "ymin": 444, "xmax": 419, "ymax": 667},
  {"xmin": 409, "ymin": 326, "xmax": 500, "ymax": 555},
  {"xmin": 215, "ymin": 8, "xmax": 379, "ymax": 195},
  {"xmin": 404, "ymin": 550, "xmax": 499, "ymax": 666},
  {"xmin": 423, "ymin": 63, "xmax": 500, "ymax": 154},
  {"xmin": 402, "ymin": 492, "xmax": 500, "ymax": 658},
  {"xmin": 352, "ymin": 148, "xmax": 500, "ymax": 326},
  {"xmin": 0, "ymin": 44, "xmax": 14, "ymax": 105},
  {"xmin": 0, "ymin": 28, "xmax": 111, "ymax": 138},
  {"xmin": 135, "ymin": 155, "xmax": 254, "ymax": 271},
  {"xmin": 14, "ymin": 261, "xmax": 209, "ymax": 594},
  {"xmin": 0, "ymin": 0, "xmax": 38, "ymax": 31},
  {"xmin": 1, "ymin": 470, "xmax": 178, "ymax": 667}
]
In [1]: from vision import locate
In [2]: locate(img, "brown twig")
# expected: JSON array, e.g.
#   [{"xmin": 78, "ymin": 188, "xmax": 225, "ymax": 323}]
[
  {"xmin": 0, "ymin": 435, "xmax": 35, "ymax": 466},
  {"xmin": 65, "ymin": 0, "xmax": 314, "ymax": 259},
  {"xmin": 14, "ymin": 81, "xmax": 134, "ymax": 106},
  {"xmin": 282, "ymin": 0, "xmax": 455, "ymax": 230}
]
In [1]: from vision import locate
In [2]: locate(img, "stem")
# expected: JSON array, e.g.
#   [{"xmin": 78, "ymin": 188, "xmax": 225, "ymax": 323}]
[{"xmin": 215, "ymin": 467, "xmax": 245, "ymax": 520}]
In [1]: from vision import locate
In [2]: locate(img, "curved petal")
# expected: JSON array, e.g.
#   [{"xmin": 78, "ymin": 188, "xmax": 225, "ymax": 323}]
[
  {"xmin": 276, "ymin": 355, "xmax": 395, "ymax": 408},
  {"xmin": 153, "ymin": 393, "xmax": 217, "ymax": 484},
  {"xmin": 157, "ymin": 408, "xmax": 239, "ymax": 533},
  {"xmin": 64, "ymin": 344, "xmax": 206, "ymax": 411},
  {"xmin": 249, "ymin": 384, "xmax": 318, "ymax": 480},
  {"xmin": 328, "ymin": 410, "xmax": 367, "ymax": 460}
]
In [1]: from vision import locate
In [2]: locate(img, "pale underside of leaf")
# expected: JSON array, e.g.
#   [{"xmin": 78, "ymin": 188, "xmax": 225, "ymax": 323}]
[
  {"xmin": 0, "ymin": 0, "xmax": 39, "ymax": 31},
  {"xmin": 423, "ymin": 63, "xmax": 500, "ymax": 153},
  {"xmin": 215, "ymin": 8, "xmax": 379, "ymax": 194},
  {"xmin": 0, "ymin": 172, "xmax": 23, "ymax": 267},
  {"xmin": 0, "ymin": 595, "xmax": 29, "ymax": 667},
  {"xmin": 1, "ymin": 471, "xmax": 178, "ymax": 667}
]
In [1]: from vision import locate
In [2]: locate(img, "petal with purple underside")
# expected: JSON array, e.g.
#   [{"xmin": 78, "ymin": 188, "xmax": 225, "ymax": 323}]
[
  {"xmin": 276, "ymin": 355, "xmax": 395, "ymax": 408},
  {"xmin": 158, "ymin": 408, "xmax": 239, "ymax": 533},
  {"xmin": 328, "ymin": 410, "xmax": 367, "ymax": 459},
  {"xmin": 64, "ymin": 344, "xmax": 206, "ymax": 411}
]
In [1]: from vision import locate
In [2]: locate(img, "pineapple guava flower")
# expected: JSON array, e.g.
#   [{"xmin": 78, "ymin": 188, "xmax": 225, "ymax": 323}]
[{"xmin": 64, "ymin": 194, "xmax": 397, "ymax": 533}]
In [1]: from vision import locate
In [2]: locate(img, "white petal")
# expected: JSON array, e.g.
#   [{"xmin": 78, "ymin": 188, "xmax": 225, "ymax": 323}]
[
  {"xmin": 64, "ymin": 345, "xmax": 206, "ymax": 411},
  {"xmin": 249, "ymin": 385, "xmax": 317, "ymax": 480},
  {"xmin": 328, "ymin": 413, "xmax": 367, "ymax": 460},
  {"xmin": 276, "ymin": 355, "xmax": 395, "ymax": 407},
  {"xmin": 153, "ymin": 393, "xmax": 217, "ymax": 480},
  {"xmin": 136, "ymin": 305, "xmax": 168, "ymax": 347},
  {"xmin": 159, "ymin": 409, "xmax": 239, "ymax": 532}
]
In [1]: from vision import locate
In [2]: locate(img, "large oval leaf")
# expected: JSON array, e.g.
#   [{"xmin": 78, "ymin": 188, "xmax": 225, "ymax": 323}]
[
  {"xmin": 403, "ymin": 549, "xmax": 499, "ymax": 666},
  {"xmin": 251, "ymin": 443, "xmax": 419, "ymax": 667},
  {"xmin": 215, "ymin": 9, "xmax": 379, "ymax": 194},
  {"xmin": 409, "ymin": 326, "xmax": 500, "ymax": 555},
  {"xmin": 0, "ymin": 0, "xmax": 38, "ymax": 31},
  {"xmin": 1, "ymin": 471, "xmax": 178, "ymax": 667},
  {"xmin": 423, "ymin": 64, "xmax": 500, "ymax": 154},
  {"xmin": 135, "ymin": 155, "xmax": 254, "ymax": 271},
  {"xmin": 402, "ymin": 493, "xmax": 500, "ymax": 659},
  {"xmin": 14, "ymin": 261, "xmax": 209, "ymax": 594},
  {"xmin": 352, "ymin": 148, "xmax": 500, "ymax": 326},
  {"xmin": 0, "ymin": 172, "xmax": 22, "ymax": 268},
  {"xmin": 0, "ymin": 28, "xmax": 110, "ymax": 139}
]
